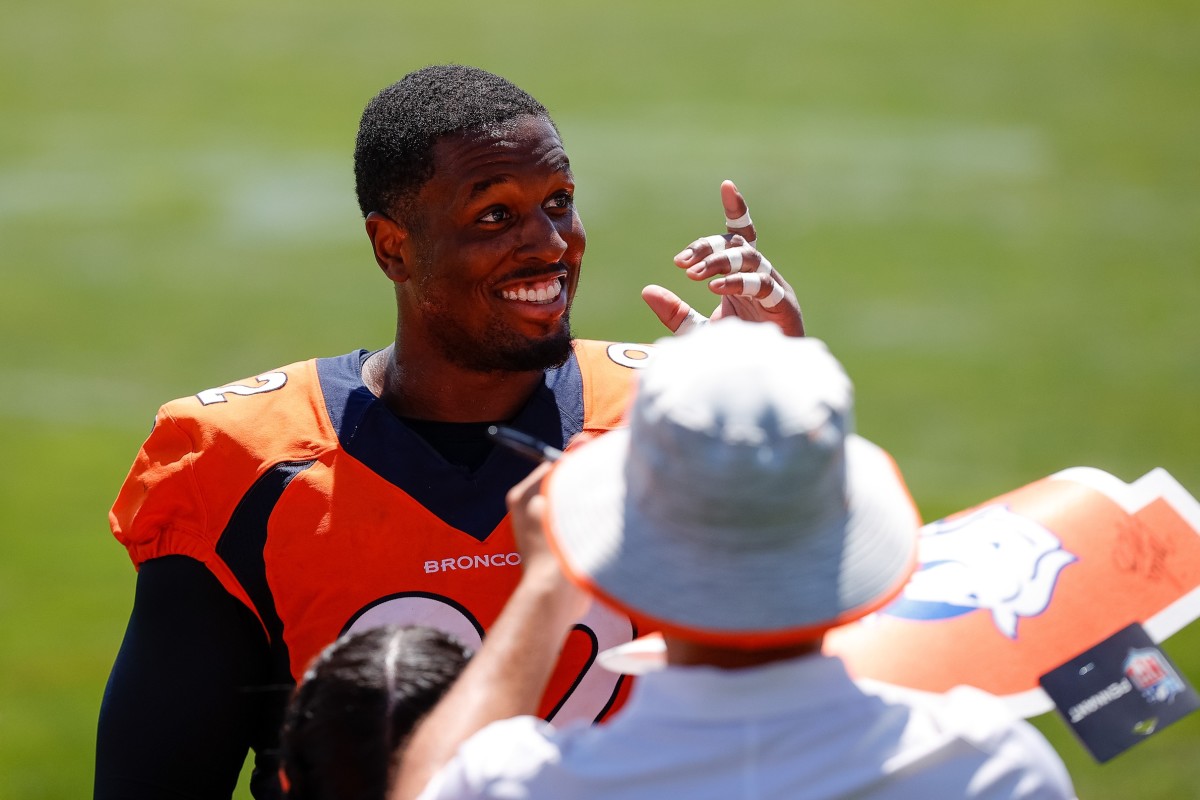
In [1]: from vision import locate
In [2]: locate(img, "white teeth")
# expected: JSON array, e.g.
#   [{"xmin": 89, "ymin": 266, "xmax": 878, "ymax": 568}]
[{"xmin": 502, "ymin": 278, "xmax": 563, "ymax": 304}]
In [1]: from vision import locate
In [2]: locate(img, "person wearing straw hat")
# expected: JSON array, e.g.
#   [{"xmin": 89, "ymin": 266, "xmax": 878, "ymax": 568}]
[{"xmin": 392, "ymin": 319, "xmax": 1077, "ymax": 800}]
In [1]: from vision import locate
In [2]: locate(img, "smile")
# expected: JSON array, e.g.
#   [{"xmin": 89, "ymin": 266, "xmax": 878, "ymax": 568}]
[{"xmin": 499, "ymin": 277, "xmax": 563, "ymax": 305}]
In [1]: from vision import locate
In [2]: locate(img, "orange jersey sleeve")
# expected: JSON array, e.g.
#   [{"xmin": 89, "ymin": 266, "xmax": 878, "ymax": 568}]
[{"xmin": 109, "ymin": 360, "xmax": 336, "ymax": 629}]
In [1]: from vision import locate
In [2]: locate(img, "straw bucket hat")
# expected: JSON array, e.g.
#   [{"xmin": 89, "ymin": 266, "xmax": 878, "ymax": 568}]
[{"xmin": 544, "ymin": 320, "xmax": 919, "ymax": 647}]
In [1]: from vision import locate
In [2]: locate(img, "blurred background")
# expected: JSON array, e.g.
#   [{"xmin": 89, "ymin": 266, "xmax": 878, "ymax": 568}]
[{"xmin": 1, "ymin": 0, "xmax": 1196, "ymax": 797}]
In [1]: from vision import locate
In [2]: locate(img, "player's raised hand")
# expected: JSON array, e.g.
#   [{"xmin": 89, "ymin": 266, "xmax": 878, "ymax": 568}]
[{"xmin": 642, "ymin": 180, "xmax": 804, "ymax": 337}]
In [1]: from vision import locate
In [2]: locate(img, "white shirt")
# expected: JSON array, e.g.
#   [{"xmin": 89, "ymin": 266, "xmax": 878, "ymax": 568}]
[{"xmin": 419, "ymin": 654, "xmax": 1076, "ymax": 800}]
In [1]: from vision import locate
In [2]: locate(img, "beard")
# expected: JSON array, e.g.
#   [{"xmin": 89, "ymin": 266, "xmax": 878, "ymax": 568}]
[{"xmin": 425, "ymin": 304, "xmax": 574, "ymax": 373}]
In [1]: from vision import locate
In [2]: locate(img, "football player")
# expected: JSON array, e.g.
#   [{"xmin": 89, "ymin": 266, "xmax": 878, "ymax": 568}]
[{"xmin": 96, "ymin": 64, "xmax": 803, "ymax": 799}]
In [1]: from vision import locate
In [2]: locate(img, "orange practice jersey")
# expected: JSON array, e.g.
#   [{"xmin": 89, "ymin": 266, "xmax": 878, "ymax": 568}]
[{"xmin": 110, "ymin": 340, "xmax": 653, "ymax": 724}]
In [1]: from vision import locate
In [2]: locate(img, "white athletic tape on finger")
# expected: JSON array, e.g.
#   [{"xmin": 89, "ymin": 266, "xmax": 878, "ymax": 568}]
[
  {"xmin": 674, "ymin": 308, "xmax": 709, "ymax": 335},
  {"xmin": 747, "ymin": 239, "xmax": 758, "ymax": 251},
  {"xmin": 738, "ymin": 273, "xmax": 763, "ymax": 297},
  {"xmin": 702, "ymin": 234, "xmax": 728, "ymax": 254},
  {"xmin": 756, "ymin": 255, "xmax": 773, "ymax": 275},
  {"xmin": 760, "ymin": 281, "xmax": 787, "ymax": 309},
  {"xmin": 724, "ymin": 210, "xmax": 753, "ymax": 228},
  {"xmin": 726, "ymin": 249, "xmax": 743, "ymax": 273}
]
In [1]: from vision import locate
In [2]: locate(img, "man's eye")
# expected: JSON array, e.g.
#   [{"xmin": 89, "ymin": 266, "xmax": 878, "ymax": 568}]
[
  {"xmin": 544, "ymin": 192, "xmax": 574, "ymax": 211},
  {"xmin": 479, "ymin": 208, "xmax": 511, "ymax": 223}
]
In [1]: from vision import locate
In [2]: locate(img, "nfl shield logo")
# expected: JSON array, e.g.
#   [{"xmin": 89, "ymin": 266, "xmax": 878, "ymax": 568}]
[{"xmin": 1124, "ymin": 647, "xmax": 1185, "ymax": 704}]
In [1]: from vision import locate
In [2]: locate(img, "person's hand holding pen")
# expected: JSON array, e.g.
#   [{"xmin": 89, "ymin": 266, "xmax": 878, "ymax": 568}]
[
  {"xmin": 488, "ymin": 424, "xmax": 587, "ymax": 617},
  {"xmin": 504, "ymin": 459, "xmax": 591, "ymax": 628}
]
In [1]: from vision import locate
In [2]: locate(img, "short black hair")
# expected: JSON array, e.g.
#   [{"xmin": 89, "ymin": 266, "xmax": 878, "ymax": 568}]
[
  {"xmin": 281, "ymin": 625, "xmax": 472, "ymax": 800},
  {"xmin": 354, "ymin": 64, "xmax": 554, "ymax": 220}
]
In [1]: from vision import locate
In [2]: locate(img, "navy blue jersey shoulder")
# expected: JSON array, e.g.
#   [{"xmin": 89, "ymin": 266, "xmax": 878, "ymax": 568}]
[{"xmin": 315, "ymin": 349, "xmax": 586, "ymax": 541}]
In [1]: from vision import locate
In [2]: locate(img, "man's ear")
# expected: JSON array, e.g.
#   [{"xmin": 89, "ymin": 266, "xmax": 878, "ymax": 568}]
[{"xmin": 364, "ymin": 211, "xmax": 410, "ymax": 282}]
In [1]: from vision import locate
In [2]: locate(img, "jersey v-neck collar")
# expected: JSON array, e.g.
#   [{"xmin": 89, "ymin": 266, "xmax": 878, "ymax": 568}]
[{"xmin": 314, "ymin": 349, "xmax": 584, "ymax": 541}]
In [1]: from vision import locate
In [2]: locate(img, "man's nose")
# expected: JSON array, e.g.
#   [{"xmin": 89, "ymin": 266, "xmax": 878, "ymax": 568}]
[{"xmin": 518, "ymin": 210, "xmax": 570, "ymax": 262}]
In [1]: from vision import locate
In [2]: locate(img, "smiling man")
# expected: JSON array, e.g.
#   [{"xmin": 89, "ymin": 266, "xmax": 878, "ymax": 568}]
[
  {"xmin": 95, "ymin": 65, "xmax": 803, "ymax": 800},
  {"xmin": 361, "ymin": 113, "xmax": 585, "ymax": 398}
]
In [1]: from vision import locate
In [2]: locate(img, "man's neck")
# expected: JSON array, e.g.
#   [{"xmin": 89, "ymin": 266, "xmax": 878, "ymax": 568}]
[
  {"xmin": 662, "ymin": 635, "xmax": 824, "ymax": 670},
  {"xmin": 363, "ymin": 344, "xmax": 547, "ymax": 422}
]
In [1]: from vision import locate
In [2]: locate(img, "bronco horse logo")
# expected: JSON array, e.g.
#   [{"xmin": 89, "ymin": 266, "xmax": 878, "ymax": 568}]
[{"xmin": 885, "ymin": 504, "xmax": 1077, "ymax": 639}]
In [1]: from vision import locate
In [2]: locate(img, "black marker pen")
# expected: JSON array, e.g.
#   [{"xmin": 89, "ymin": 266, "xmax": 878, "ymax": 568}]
[{"xmin": 486, "ymin": 425, "xmax": 564, "ymax": 463}]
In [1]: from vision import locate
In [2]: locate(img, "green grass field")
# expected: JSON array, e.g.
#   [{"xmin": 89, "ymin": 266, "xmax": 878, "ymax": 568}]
[{"xmin": 2, "ymin": 0, "xmax": 1197, "ymax": 797}]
